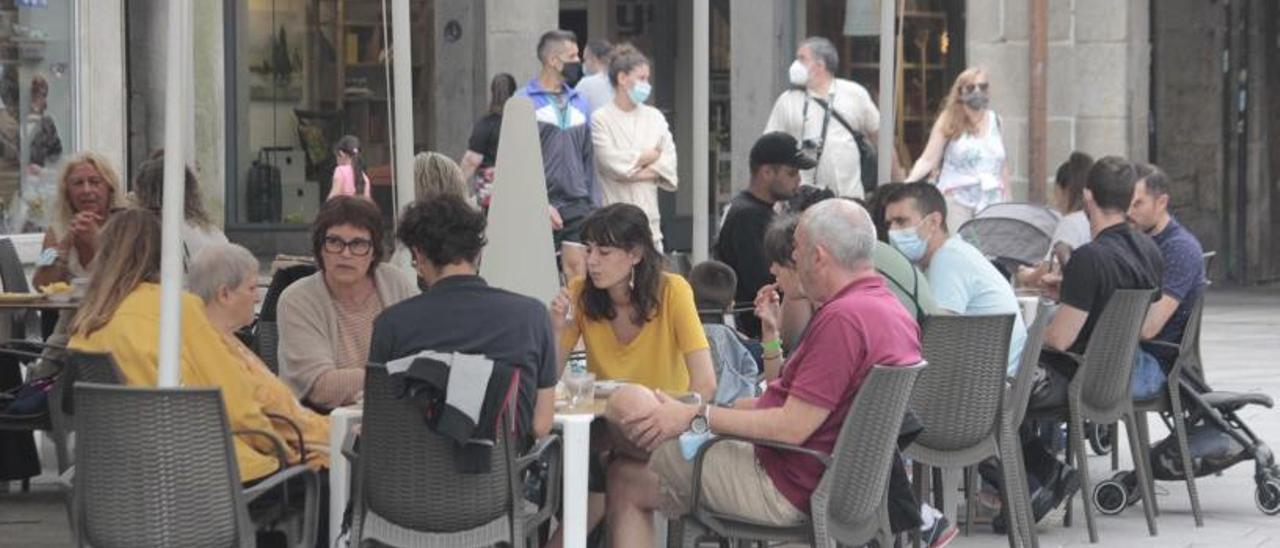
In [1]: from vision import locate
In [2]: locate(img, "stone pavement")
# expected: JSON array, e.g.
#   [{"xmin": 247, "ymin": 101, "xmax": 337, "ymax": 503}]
[{"xmin": 2, "ymin": 287, "xmax": 1278, "ymax": 547}]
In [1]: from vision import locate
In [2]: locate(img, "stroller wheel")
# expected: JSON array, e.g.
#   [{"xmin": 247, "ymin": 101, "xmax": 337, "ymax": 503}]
[
  {"xmin": 1093, "ymin": 480, "xmax": 1129, "ymax": 515},
  {"xmin": 1257, "ymin": 479, "xmax": 1280, "ymax": 516},
  {"xmin": 1088, "ymin": 423, "xmax": 1114, "ymax": 456}
]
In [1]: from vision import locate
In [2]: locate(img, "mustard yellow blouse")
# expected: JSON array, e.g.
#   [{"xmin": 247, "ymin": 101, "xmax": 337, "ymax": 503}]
[
  {"xmin": 69, "ymin": 284, "xmax": 283, "ymax": 483},
  {"xmin": 559, "ymin": 273, "xmax": 709, "ymax": 393},
  {"xmin": 222, "ymin": 332, "xmax": 331, "ymax": 470}
]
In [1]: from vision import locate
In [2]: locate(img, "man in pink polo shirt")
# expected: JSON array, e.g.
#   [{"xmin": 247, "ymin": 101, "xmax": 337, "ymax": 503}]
[{"xmin": 607, "ymin": 199, "xmax": 921, "ymax": 546}]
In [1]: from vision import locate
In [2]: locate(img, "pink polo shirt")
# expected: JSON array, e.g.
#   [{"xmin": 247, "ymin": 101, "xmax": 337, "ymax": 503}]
[{"xmin": 754, "ymin": 275, "xmax": 922, "ymax": 512}]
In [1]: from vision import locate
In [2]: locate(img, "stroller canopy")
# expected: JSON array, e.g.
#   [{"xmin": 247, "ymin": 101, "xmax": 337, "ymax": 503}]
[{"xmin": 957, "ymin": 202, "xmax": 1061, "ymax": 266}]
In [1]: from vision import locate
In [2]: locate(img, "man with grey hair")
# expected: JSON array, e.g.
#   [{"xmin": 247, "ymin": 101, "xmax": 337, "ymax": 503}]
[
  {"xmin": 766, "ymin": 36, "xmax": 893, "ymax": 199},
  {"xmin": 603, "ymin": 199, "xmax": 922, "ymax": 545}
]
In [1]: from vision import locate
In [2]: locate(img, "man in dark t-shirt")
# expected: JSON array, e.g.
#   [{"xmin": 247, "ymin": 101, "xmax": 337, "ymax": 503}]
[
  {"xmin": 1129, "ymin": 163, "xmax": 1206, "ymax": 368},
  {"xmin": 369, "ymin": 196, "xmax": 558, "ymax": 441},
  {"xmin": 1019, "ymin": 157, "xmax": 1164, "ymax": 521},
  {"xmin": 713, "ymin": 132, "xmax": 813, "ymax": 337}
]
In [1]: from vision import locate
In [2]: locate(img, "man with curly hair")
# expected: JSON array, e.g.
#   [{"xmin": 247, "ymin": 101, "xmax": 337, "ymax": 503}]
[{"xmin": 369, "ymin": 195, "xmax": 558, "ymax": 441}]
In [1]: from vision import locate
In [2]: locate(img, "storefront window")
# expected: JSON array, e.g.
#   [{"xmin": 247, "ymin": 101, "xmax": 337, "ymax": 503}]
[
  {"xmin": 806, "ymin": 0, "xmax": 963, "ymax": 163},
  {"xmin": 0, "ymin": 0, "xmax": 76, "ymax": 234},
  {"xmin": 230, "ymin": 0, "xmax": 418, "ymax": 227}
]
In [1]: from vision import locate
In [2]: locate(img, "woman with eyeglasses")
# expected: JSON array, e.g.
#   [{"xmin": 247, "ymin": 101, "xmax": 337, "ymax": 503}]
[
  {"xmin": 277, "ymin": 196, "xmax": 417, "ymax": 411},
  {"xmin": 905, "ymin": 67, "xmax": 1009, "ymax": 232}
]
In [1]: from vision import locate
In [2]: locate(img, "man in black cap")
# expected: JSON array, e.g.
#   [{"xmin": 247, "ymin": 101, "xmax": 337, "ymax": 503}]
[{"xmin": 714, "ymin": 132, "xmax": 816, "ymax": 338}]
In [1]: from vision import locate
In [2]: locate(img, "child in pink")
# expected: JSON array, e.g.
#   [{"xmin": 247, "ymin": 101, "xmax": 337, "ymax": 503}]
[{"xmin": 327, "ymin": 135, "xmax": 373, "ymax": 200}]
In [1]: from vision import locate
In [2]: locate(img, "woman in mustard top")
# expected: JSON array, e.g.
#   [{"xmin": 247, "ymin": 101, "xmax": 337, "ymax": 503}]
[
  {"xmin": 189, "ymin": 242, "xmax": 331, "ymax": 471},
  {"xmin": 551, "ymin": 203, "xmax": 715, "ymax": 401},
  {"xmin": 67, "ymin": 209, "xmax": 287, "ymax": 485}
]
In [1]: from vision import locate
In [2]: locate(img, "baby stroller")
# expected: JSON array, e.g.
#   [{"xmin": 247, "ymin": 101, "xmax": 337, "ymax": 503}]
[
  {"xmin": 1091, "ymin": 361, "xmax": 1280, "ymax": 516},
  {"xmin": 957, "ymin": 202, "xmax": 1060, "ymax": 278}
]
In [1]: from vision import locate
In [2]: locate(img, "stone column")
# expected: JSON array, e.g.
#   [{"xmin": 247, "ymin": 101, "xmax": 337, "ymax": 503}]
[{"xmin": 729, "ymin": 1, "xmax": 797, "ymax": 189}]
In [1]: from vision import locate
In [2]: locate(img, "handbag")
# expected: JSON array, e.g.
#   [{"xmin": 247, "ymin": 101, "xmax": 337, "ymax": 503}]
[{"xmin": 810, "ymin": 96, "xmax": 879, "ymax": 195}]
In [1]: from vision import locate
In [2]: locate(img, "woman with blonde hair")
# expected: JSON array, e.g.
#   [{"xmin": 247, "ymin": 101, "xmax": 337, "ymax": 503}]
[
  {"xmin": 905, "ymin": 67, "xmax": 1009, "ymax": 231},
  {"xmin": 412, "ymin": 151, "xmax": 470, "ymax": 202},
  {"xmin": 31, "ymin": 152, "xmax": 125, "ymax": 288},
  {"xmin": 68, "ymin": 208, "xmax": 288, "ymax": 485}
]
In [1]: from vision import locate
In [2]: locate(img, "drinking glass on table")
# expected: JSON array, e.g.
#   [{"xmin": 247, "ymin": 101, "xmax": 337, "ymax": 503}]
[{"xmin": 563, "ymin": 369, "xmax": 596, "ymax": 413}]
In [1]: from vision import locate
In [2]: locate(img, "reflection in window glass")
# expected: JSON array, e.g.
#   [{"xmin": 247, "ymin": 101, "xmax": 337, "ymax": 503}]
[
  {"xmin": 234, "ymin": 0, "xmax": 395, "ymax": 226},
  {"xmin": 0, "ymin": 0, "xmax": 75, "ymax": 234}
]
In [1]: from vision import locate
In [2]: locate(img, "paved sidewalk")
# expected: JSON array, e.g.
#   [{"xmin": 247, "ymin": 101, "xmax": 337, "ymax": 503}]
[
  {"xmin": 2, "ymin": 287, "xmax": 1278, "ymax": 547},
  {"xmin": 952, "ymin": 287, "xmax": 1280, "ymax": 547}
]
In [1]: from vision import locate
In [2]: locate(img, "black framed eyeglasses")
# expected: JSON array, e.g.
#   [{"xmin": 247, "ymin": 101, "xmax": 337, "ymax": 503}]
[
  {"xmin": 323, "ymin": 235, "xmax": 373, "ymax": 256},
  {"xmin": 962, "ymin": 82, "xmax": 990, "ymax": 94}
]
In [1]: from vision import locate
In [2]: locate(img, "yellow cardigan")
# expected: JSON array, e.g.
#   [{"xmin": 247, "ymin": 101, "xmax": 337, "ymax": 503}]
[{"xmin": 69, "ymin": 283, "xmax": 282, "ymax": 483}]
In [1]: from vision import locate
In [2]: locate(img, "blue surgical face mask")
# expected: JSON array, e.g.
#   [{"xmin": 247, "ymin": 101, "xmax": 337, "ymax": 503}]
[
  {"xmin": 629, "ymin": 80, "xmax": 652, "ymax": 105},
  {"xmin": 889, "ymin": 225, "xmax": 928, "ymax": 263}
]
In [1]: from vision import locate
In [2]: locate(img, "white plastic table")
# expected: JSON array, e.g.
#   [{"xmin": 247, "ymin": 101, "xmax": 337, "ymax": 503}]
[{"xmin": 326, "ymin": 406, "xmax": 598, "ymax": 548}]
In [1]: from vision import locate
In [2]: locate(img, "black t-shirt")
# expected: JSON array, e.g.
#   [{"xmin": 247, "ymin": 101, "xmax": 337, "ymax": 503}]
[
  {"xmin": 713, "ymin": 190, "xmax": 776, "ymax": 338},
  {"xmin": 368, "ymin": 274, "xmax": 558, "ymax": 440},
  {"xmin": 467, "ymin": 113, "xmax": 503, "ymax": 168},
  {"xmin": 1059, "ymin": 222, "xmax": 1164, "ymax": 354}
]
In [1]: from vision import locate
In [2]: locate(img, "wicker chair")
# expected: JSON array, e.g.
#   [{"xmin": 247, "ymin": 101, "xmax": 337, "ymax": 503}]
[
  {"xmin": 347, "ymin": 363, "xmax": 561, "ymax": 547},
  {"xmin": 0, "ymin": 346, "xmax": 120, "ymax": 474},
  {"xmin": 904, "ymin": 314, "xmax": 1017, "ymax": 544},
  {"xmin": 1131, "ymin": 294, "xmax": 1207, "ymax": 526},
  {"xmin": 253, "ymin": 264, "xmax": 316, "ymax": 374},
  {"xmin": 1001, "ymin": 302, "xmax": 1051, "ymax": 548},
  {"xmin": 0, "ymin": 237, "xmax": 38, "ymax": 338},
  {"xmin": 670, "ymin": 363, "xmax": 926, "ymax": 548},
  {"xmin": 1025, "ymin": 288, "xmax": 1159, "ymax": 543},
  {"xmin": 72, "ymin": 382, "xmax": 318, "ymax": 548}
]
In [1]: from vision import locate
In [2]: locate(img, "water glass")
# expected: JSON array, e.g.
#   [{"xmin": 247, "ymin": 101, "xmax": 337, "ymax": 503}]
[{"xmin": 563, "ymin": 370, "xmax": 596, "ymax": 413}]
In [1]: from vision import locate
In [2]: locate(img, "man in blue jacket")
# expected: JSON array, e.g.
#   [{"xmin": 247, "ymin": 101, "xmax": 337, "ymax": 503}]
[{"xmin": 519, "ymin": 29, "xmax": 598, "ymax": 281}]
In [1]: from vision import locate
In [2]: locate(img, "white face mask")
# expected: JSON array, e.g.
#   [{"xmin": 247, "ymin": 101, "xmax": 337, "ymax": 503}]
[{"xmin": 789, "ymin": 60, "xmax": 810, "ymax": 87}]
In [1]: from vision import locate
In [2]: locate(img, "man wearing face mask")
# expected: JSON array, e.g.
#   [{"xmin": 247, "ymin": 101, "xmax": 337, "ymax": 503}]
[
  {"xmin": 765, "ymin": 36, "xmax": 888, "ymax": 199},
  {"xmin": 883, "ymin": 182, "xmax": 1026, "ymax": 376},
  {"xmin": 714, "ymin": 132, "xmax": 814, "ymax": 339},
  {"xmin": 590, "ymin": 44, "xmax": 678, "ymax": 251},
  {"xmin": 575, "ymin": 39, "xmax": 615, "ymax": 113},
  {"xmin": 518, "ymin": 29, "xmax": 597, "ymax": 281}
]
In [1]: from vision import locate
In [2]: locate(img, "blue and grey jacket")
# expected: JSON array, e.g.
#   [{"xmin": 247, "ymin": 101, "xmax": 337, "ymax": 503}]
[{"xmin": 518, "ymin": 79, "xmax": 599, "ymax": 221}]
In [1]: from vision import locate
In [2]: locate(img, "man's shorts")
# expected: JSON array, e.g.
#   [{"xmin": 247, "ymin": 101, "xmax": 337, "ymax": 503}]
[
  {"xmin": 648, "ymin": 438, "xmax": 806, "ymax": 527},
  {"xmin": 554, "ymin": 214, "xmax": 587, "ymax": 248}
]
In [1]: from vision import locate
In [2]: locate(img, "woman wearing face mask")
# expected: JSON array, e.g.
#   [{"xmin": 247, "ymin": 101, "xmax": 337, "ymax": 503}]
[
  {"xmin": 906, "ymin": 67, "xmax": 1009, "ymax": 232},
  {"xmin": 589, "ymin": 44, "xmax": 678, "ymax": 251}
]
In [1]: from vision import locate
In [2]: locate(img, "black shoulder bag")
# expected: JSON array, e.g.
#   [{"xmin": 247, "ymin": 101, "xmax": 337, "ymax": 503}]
[{"xmin": 810, "ymin": 95, "xmax": 879, "ymax": 195}]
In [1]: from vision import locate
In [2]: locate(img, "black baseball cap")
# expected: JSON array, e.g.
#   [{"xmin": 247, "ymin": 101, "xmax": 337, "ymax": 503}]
[{"xmin": 750, "ymin": 132, "xmax": 818, "ymax": 172}]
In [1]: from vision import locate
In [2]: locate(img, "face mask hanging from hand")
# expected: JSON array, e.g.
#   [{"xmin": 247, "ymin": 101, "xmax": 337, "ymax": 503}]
[{"xmin": 789, "ymin": 60, "xmax": 810, "ymax": 87}]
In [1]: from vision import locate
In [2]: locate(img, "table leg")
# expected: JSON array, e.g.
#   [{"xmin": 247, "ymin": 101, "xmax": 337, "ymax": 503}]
[
  {"xmin": 329, "ymin": 409, "xmax": 361, "ymax": 548},
  {"xmin": 557, "ymin": 414, "xmax": 594, "ymax": 548}
]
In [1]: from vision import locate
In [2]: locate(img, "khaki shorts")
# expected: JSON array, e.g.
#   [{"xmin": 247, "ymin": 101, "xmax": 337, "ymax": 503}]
[{"xmin": 649, "ymin": 439, "xmax": 806, "ymax": 527}]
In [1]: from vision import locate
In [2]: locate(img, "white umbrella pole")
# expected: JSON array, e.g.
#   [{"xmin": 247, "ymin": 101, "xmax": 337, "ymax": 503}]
[
  {"xmin": 391, "ymin": 0, "xmax": 414, "ymax": 217},
  {"xmin": 157, "ymin": 0, "xmax": 191, "ymax": 388},
  {"xmin": 692, "ymin": 0, "xmax": 710, "ymax": 263}
]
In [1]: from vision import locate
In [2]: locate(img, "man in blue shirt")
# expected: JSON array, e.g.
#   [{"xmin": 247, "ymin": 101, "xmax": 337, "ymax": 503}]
[
  {"xmin": 518, "ymin": 29, "xmax": 597, "ymax": 281},
  {"xmin": 884, "ymin": 182, "xmax": 1027, "ymax": 375},
  {"xmin": 1128, "ymin": 163, "xmax": 1206, "ymax": 368}
]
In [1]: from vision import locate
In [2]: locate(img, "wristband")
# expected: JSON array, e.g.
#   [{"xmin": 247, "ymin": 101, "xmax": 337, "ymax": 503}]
[{"xmin": 762, "ymin": 339, "xmax": 783, "ymax": 353}]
